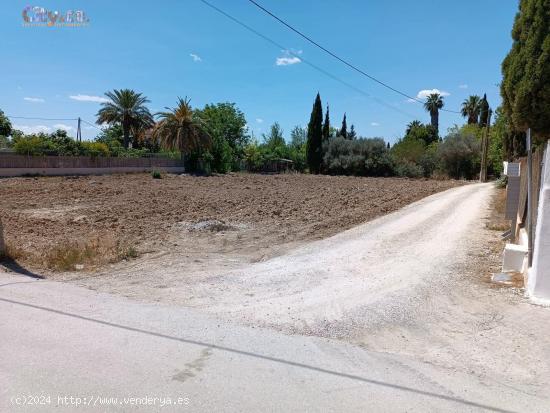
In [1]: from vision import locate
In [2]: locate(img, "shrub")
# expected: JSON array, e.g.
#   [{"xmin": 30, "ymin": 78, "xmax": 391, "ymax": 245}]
[
  {"xmin": 323, "ymin": 137, "xmax": 393, "ymax": 176},
  {"xmin": 82, "ymin": 141, "xmax": 110, "ymax": 157},
  {"xmin": 151, "ymin": 170, "xmax": 162, "ymax": 179},
  {"xmin": 394, "ymin": 160, "xmax": 424, "ymax": 178}
]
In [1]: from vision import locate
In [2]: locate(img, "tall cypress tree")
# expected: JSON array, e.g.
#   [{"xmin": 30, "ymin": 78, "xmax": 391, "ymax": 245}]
[
  {"xmin": 340, "ymin": 113, "xmax": 348, "ymax": 139},
  {"xmin": 306, "ymin": 93, "xmax": 323, "ymax": 174},
  {"xmin": 348, "ymin": 124, "xmax": 357, "ymax": 140},
  {"xmin": 479, "ymin": 94, "xmax": 490, "ymax": 128},
  {"xmin": 322, "ymin": 104, "xmax": 330, "ymax": 143},
  {"xmin": 502, "ymin": 0, "xmax": 550, "ymax": 140}
]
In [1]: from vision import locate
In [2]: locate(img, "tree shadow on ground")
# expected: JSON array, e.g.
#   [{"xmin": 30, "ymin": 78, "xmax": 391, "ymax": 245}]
[{"xmin": 0, "ymin": 259, "xmax": 44, "ymax": 280}]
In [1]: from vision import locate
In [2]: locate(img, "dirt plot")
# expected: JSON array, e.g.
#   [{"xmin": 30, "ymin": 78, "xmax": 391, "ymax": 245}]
[{"xmin": 0, "ymin": 173, "xmax": 462, "ymax": 273}]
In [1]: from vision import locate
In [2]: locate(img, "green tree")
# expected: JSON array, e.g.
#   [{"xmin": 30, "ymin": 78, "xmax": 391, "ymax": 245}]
[
  {"xmin": 306, "ymin": 93, "xmax": 324, "ymax": 174},
  {"xmin": 195, "ymin": 102, "xmax": 249, "ymax": 171},
  {"xmin": 348, "ymin": 124, "xmax": 357, "ymax": 140},
  {"xmin": 479, "ymin": 94, "xmax": 490, "ymax": 127},
  {"xmin": 0, "ymin": 109, "xmax": 12, "ymax": 137},
  {"xmin": 96, "ymin": 89, "xmax": 154, "ymax": 149},
  {"xmin": 423, "ymin": 93, "xmax": 444, "ymax": 136},
  {"xmin": 153, "ymin": 97, "xmax": 211, "ymax": 158},
  {"xmin": 290, "ymin": 125, "xmax": 306, "ymax": 148},
  {"xmin": 501, "ymin": 0, "xmax": 550, "ymax": 140},
  {"xmin": 340, "ymin": 113, "xmax": 348, "ymax": 139},
  {"xmin": 322, "ymin": 104, "xmax": 330, "ymax": 143},
  {"xmin": 263, "ymin": 122, "xmax": 285, "ymax": 150},
  {"xmin": 437, "ymin": 126, "xmax": 481, "ymax": 179},
  {"xmin": 461, "ymin": 95, "xmax": 481, "ymax": 125},
  {"xmin": 404, "ymin": 121, "xmax": 438, "ymax": 145},
  {"xmin": 405, "ymin": 120, "xmax": 422, "ymax": 135}
]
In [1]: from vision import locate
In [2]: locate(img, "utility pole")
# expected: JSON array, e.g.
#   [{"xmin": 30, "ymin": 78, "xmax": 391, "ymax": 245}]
[
  {"xmin": 479, "ymin": 110, "xmax": 492, "ymax": 182},
  {"xmin": 76, "ymin": 117, "xmax": 82, "ymax": 142}
]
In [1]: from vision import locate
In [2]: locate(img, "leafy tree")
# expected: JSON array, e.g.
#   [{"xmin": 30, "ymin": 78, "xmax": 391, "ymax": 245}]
[
  {"xmin": 340, "ymin": 113, "xmax": 348, "ymax": 139},
  {"xmin": 491, "ymin": 106, "xmax": 526, "ymax": 161},
  {"xmin": 437, "ymin": 126, "xmax": 481, "ymax": 179},
  {"xmin": 404, "ymin": 121, "xmax": 438, "ymax": 145},
  {"xmin": 461, "ymin": 95, "xmax": 481, "ymax": 125},
  {"xmin": 423, "ymin": 93, "xmax": 444, "ymax": 136},
  {"xmin": 153, "ymin": 97, "xmax": 211, "ymax": 158},
  {"xmin": 0, "ymin": 109, "xmax": 12, "ymax": 137},
  {"xmin": 501, "ymin": 0, "xmax": 550, "ymax": 140},
  {"xmin": 259, "ymin": 122, "xmax": 291, "ymax": 162},
  {"xmin": 405, "ymin": 120, "xmax": 422, "ymax": 135},
  {"xmin": 479, "ymin": 94, "xmax": 490, "ymax": 127},
  {"xmin": 290, "ymin": 125, "xmax": 306, "ymax": 148},
  {"xmin": 195, "ymin": 102, "xmax": 249, "ymax": 170},
  {"xmin": 306, "ymin": 93, "xmax": 323, "ymax": 174},
  {"xmin": 348, "ymin": 124, "xmax": 357, "ymax": 140},
  {"xmin": 322, "ymin": 104, "xmax": 330, "ymax": 143},
  {"xmin": 96, "ymin": 89, "xmax": 154, "ymax": 149}
]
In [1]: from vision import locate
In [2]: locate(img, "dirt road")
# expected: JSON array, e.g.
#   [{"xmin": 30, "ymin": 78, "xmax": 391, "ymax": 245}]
[{"xmin": 2, "ymin": 183, "xmax": 550, "ymax": 411}]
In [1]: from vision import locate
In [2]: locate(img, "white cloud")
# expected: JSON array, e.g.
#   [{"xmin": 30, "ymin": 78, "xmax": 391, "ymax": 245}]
[
  {"xmin": 69, "ymin": 94, "xmax": 110, "ymax": 103},
  {"xmin": 190, "ymin": 53, "xmax": 202, "ymax": 62},
  {"xmin": 405, "ymin": 98, "xmax": 418, "ymax": 103},
  {"xmin": 276, "ymin": 56, "xmax": 301, "ymax": 66},
  {"xmin": 276, "ymin": 49, "xmax": 302, "ymax": 66},
  {"xmin": 459, "ymin": 84, "xmax": 468, "ymax": 89},
  {"xmin": 13, "ymin": 124, "xmax": 51, "ymax": 134},
  {"xmin": 53, "ymin": 123, "xmax": 74, "ymax": 131},
  {"xmin": 371, "ymin": 122, "xmax": 380, "ymax": 126},
  {"xmin": 255, "ymin": 118, "xmax": 264, "ymax": 123},
  {"xmin": 24, "ymin": 97, "xmax": 45, "ymax": 103},
  {"xmin": 416, "ymin": 89, "xmax": 450, "ymax": 99}
]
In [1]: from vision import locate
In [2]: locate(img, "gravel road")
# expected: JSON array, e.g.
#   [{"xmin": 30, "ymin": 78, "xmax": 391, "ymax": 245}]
[{"xmin": 2, "ymin": 182, "xmax": 550, "ymax": 412}]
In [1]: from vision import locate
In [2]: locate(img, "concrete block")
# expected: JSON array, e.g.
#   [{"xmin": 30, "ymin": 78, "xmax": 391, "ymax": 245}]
[{"xmin": 502, "ymin": 243, "xmax": 528, "ymax": 273}]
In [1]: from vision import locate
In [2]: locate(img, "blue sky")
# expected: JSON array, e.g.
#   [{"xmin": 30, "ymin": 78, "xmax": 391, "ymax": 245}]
[{"xmin": 0, "ymin": 1, "xmax": 518, "ymax": 143}]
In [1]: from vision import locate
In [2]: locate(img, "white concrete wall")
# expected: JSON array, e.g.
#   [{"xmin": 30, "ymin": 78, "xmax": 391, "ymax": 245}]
[
  {"xmin": 0, "ymin": 166, "xmax": 185, "ymax": 177},
  {"xmin": 528, "ymin": 141, "xmax": 550, "ymax": 301}
]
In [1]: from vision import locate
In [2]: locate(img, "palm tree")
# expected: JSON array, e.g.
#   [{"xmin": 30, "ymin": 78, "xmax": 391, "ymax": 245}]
[
  {"xmin": 405, "ymin": 120, "xmax": 422, "ymax": 135},
  {"xmin": 96, "ymin": 89, "xmax": 154, "ymax": 149},
  {"xmin": 423, "ymin": 93, "xmax": 444, "ymax": 135},
  {"xmin": 153, "ymin": 97, "xmax": 211, "ymax": 156},
  {"xmin": 461, "ymin": 95, "xmax": 481, "ymax": 125}
]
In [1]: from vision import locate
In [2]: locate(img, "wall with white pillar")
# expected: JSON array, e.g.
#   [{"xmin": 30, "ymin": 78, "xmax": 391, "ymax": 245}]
[{"xmin": 528, "ymin": 141, "xmax": 550, "ymax": 301}]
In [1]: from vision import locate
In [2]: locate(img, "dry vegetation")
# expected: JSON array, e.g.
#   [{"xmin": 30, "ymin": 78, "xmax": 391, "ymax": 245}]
[{"xmin": 0, "ymin": 173, "xmax": 463, "ymax": 273}]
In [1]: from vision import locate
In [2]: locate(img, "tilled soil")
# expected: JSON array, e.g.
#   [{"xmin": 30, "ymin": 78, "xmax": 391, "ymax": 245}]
[{"xmin": 0, "ymin": 173, "xmax": 462, "ymax": 273}]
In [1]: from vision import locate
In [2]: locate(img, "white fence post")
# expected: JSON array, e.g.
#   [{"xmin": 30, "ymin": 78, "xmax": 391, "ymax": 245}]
[{"xmin": 528, "ymin": 140, "xmax": 550, "ymax": 301}]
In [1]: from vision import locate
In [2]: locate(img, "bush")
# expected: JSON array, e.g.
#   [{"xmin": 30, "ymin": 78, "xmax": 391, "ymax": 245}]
[
  {"xmin": 82, "ymin": 142, "xmax": 110, "ymax": 157},
  {"xmin": 323, "ymin": 137, "xmax": 393, "ymax": 176},
  {"xmin": 151, "ymin": 170, "xmax": 162, "ymax": 179},
  {"xmin": 394, "ymin": 160, "xmax": 424, "ymax": 178}
]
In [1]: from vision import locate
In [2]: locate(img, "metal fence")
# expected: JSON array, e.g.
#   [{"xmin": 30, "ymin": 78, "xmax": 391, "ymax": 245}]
[{"xmin": 0, "ymin": 154, "xmax": 183, "ymax": 169}]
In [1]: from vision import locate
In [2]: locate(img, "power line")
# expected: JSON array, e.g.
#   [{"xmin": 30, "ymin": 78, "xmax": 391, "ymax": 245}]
[
  {"xmin": 246, "ymin": 0, "xmax": 461, "ymax": 115},
  {"xmin": 199, "ymin": 0, "xmax": 416, "ymax": 120},
  {"xmin": 80, "ymin": 118, "xmax": 104, "ymax": 132},
  {"xmin": 7, "ymin": 115, "xmax": 78, "ymax": 121}
]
